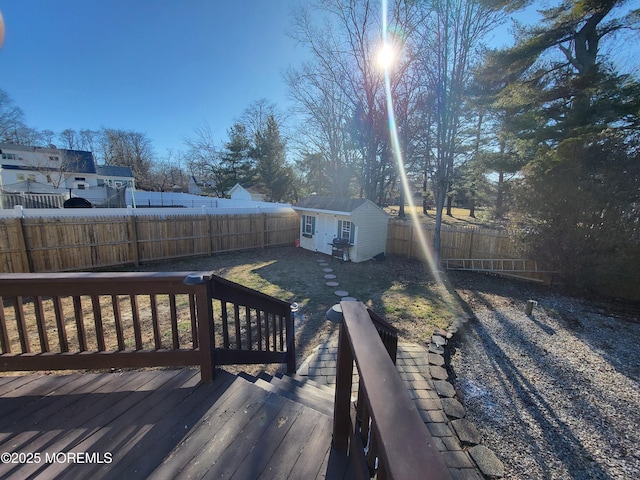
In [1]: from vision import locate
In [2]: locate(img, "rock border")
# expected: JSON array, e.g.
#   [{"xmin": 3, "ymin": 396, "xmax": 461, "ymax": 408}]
[{"xmin": 427, "ymin": 314, "xmax": 505, "ymax": 479}]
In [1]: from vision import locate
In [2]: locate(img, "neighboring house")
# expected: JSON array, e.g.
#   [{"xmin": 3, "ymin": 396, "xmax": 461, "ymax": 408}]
[
  {"xmin": 227, "ymin": 183, "xmax": 268, "ymax": 202},
  {"xmin": 292, "ymin": 196, "xmax": 389, "ymax": 263},
  {"xmin": 0, "ymin": 143, "xmax": 97, "ymax": 192},
  {"xmin": 96, "ymin": 165, "xmax": 135, "ymax": 190},
  {"xmin": 188, "ymin": 176, "xmax": 216, "ymax": 195},
  {"xmin": 0, "ymin": 143, "xmax": 135, "ymax": 208}
]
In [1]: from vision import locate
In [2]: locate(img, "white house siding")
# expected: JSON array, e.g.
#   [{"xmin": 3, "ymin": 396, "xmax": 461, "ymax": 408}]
[{"xmin": 349, "ymin": 203, "xmax": 389, "ymax": 262}]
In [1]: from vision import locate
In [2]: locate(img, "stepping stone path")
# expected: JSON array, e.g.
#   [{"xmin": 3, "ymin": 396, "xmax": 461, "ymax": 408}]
[
  {"xmin": 341, "ymin": 297, "xmax": 357, "ymax": 301},
  {"xmin": 325, "ymin": 281, "xmax": 339, "ymax": 287},
  {"xmin": 324, "ymin": 274, "xmax": 336, "ymax": 279},
  {"xmin": 318, "ymin": 263, "xmax": 329, "ymax": 267},
  {"xmin": 322, "ymin": 268, "xmax": 333, "ymax": 273},
  {"xmin": 334, "ymin": 290, "xmax": 349, "ymax": 297}
]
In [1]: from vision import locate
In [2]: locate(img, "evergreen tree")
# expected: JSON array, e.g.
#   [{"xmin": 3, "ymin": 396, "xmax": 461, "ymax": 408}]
[
  {"xmin": 480, "ymin": 0, "xmax": 640, "ymax": 293},
  {"xmin": 220, "ymin": 123, "xmax": 254, "ymax": 192},
  {"xmin": 251, "ymin": 115, "xmax": 291, "ymax": 202}
]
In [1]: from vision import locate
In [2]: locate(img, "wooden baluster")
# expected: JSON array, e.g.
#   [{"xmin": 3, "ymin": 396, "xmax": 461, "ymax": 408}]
[
  {"xmin": 34, "ymin": 296, "xmax": 50, "ymax": 352},
  {"xmin": 279, "ymin": 315, "xmax": 284, "ymax": 351},
  {"xmin": 52, "ymin": 296, "xmax": 68, "ymax": 352},
  {"xmin": 366, "ymin": 423, "xmax": 379, "ymax": 476},
  {"xmin": 111, "ymin": 295, "xmax": 125, "ymax": 351},
  {"xmin": 245, "ymin": 306, "xmax": 252, "ymax": 351},
  {"xmin": 234, "ymin": 304, "xmax": 241, "ymax": 350},
  {"xmin": 0, "ymin": 298, "xmax": 11, "ymax": 353},
  {"xmin": 264, "ymin": 311, "xmax": 270, "ymax": 352},
  {"xmin": 271, "ymin": 313, "xmax": 278, "ymax": 352},
  {"xmin": 130, "ymin": 295, "xmax": 142, "ymax": 350},
  {"xmin": 14, "ymin": 296, "xmax": 30, "ymax": 353},
  {"xmin": 189, "ymin": 294, "xmax": 198, "ymax": 349},
  {"xmin": 150, "ymin": 294, "xmax": 161, "ymax": 350},
  {"xmin": 91, "ymin": 295, "xmax": 105, "ymax": 352},
  {"xmin": 72, "ymin": 296, "xmax": 87, "ymax": 352},
  {"xmin": 256, "ymin": 310, "xmax": 263, "ymax": 351},
  {"xmin": 221, "ymin": 301, "xmax": 229, "ymax": 349},
  {"xmin": 170, "ymin": 294, "xmax": 179, "ymax": 349}
]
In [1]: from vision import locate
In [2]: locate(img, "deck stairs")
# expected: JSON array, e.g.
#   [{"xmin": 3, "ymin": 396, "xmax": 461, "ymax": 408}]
[{"xmin": 238, "ymin": 371, "xmax": 336, "ymax": 417}]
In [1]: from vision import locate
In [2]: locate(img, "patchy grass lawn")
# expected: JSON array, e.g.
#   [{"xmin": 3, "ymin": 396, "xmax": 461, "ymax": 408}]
[
  {"xmin": 131, "ymin": 246, "xmax": 466, "ymax": 370},
  {"xmin": 385, "ymin": 205, "xmax": 506, "ymax": 229}
]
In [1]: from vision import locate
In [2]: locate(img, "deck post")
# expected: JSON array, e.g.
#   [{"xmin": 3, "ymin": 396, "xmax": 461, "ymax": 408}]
[
  {"xmin": 186, "ymin": 273, "xmax": 216, "ymax": 382},
  {"xmin": 286, "ymin": 309, "xmax": 296, "ymax": 374},
  {"xmin": 333, "ymin": 321, "xmax": 354, "ymax": 452}
]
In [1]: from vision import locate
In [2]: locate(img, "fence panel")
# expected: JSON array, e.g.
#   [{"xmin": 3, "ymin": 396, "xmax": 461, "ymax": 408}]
[
  {"xmin": 386, "ymin": 219, "xmax": 552, "ymax": 283},
  {"xmin": 0, "ymin": 211, "xmax": 300, "ymax": 273}
]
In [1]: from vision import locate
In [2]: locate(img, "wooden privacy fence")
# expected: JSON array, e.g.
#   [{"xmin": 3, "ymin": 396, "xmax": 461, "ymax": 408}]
[
  {"xmin": 0, "ymin": 211, "xmax": 299, "ymax": 273},
  {"xmin": 0, "ymin": 271, "xmax": 295, "ymax": 380},
  {"xmin": 386, "ymin": 219, "xmax": 553, "ymax": 283}
]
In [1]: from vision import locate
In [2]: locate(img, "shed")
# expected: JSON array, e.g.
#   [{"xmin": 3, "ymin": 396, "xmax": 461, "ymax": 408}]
[
  {"xmin": 292, "ymin": 196, "xmax": 389, "ymax": 262},
  {"xmin": 227, "ymin": 183, "xmax": 267, "ymax": 202}
]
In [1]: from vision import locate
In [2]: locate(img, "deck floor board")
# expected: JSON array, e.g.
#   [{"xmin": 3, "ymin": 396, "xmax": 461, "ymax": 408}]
[{"xmin": 0, "ymin": 369, "xmax": 345, "ymax": 479}]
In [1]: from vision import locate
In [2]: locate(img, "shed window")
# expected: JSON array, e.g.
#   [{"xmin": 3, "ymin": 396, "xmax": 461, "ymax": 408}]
[
  {"xmin": 337, "ymin": 220, "xmax": 355, "ymax": 244},
  {"xmin": 303, "ymin": 215, "xmax": 315, "ymax": 236}
]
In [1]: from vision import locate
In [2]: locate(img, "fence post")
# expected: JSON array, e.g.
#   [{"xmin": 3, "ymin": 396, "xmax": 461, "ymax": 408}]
[
  {"xmin": 204, "ymin": 210, "xmax": 212, "ymax": 257},
  {"xmin": 13, "ymin": 206, "xmax": 31, "ymax": 273},
  {"xmin": 262, "ymin": 212, "xmax": 267, "ymax": 249},
  {"xmin": 127, "ymin": 206, "xmax": 140, "ymax": 267}
]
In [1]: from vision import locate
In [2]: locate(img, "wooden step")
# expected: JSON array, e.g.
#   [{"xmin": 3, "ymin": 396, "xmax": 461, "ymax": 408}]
[
  {"xmin": 271, "ymin": 374, "xmax": 335, "ymax": 404},
  {"xmin": 278, "ymin": 372, "xmax": 336, "ymax": 395},
  {"xmin": 249, "ymin": 377, "xmax": 333, "ymax": 417}
]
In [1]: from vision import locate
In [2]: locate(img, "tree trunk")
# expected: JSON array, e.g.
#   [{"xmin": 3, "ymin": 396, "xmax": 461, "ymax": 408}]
[
  {"xmin": 398, "ymin": 186, "xmax": 405, "ymax": 218},
  {"xmin": 446, "ymin": 196, "xmax": 453, "ymax": 216},
  {"xmin": 495, "ymin": 170, "xmax": 504, "ymax": 218}
]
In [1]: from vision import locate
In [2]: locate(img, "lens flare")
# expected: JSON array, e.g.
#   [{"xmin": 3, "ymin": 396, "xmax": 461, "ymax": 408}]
[{"xmin": 380, "ymin": 0, "xmax": 443, "ymax": 286}]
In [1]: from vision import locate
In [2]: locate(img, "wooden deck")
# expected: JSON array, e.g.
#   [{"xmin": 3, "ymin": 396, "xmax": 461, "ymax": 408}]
[{"xmin": 0, "ymin": 369, "xmax": 352, "ymax": 479}]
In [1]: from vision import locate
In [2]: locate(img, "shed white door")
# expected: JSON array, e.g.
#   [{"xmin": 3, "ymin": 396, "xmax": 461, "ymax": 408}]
[{"xmin": 315, "ymin": 215, "xmax": 334, "ymax": 255}]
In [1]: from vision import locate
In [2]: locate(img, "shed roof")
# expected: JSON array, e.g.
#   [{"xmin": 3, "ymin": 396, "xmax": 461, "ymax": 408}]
[{"xmin": 293, "ymin": 196, "xmax": 369, "ymax": 213}]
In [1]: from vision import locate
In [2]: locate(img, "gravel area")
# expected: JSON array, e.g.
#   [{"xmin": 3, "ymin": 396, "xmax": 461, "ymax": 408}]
[{"xmin": 448, "ymin": 272, "xmax": 640, "ymax": 479}]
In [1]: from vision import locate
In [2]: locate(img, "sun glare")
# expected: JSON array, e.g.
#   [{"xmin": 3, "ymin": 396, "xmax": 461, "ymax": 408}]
[{"xmin": 377, "ymin": 43, "xmax": 395, "ymax": 69}]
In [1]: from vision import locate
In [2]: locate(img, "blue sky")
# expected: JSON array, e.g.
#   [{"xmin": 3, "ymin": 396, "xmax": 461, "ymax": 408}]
[
  {"xmin": 0, "ymin": 0, "xmax": 307, "ymax": 157},
  {"xmin": 1, "ymin": 1, "xmax": 636, "ymax": 163}
]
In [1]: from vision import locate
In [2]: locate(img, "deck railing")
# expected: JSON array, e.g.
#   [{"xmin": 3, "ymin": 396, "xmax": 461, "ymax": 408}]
[
  {"xmin": 0, "ymin": 272, "xmax": 295, "ymax": 382},
  {"xmin": 333, "ymin": 301, "xmax": 451, "ymax": 479}
]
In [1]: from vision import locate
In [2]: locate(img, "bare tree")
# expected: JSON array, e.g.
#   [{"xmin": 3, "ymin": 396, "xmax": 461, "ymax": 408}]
[
  {"xmin": 58, "ymin": 129, "xmax": 78, "ymax": 150},
  {"xmin": 416, "ymin": 0, "xmax": 505, "ymax": 256},
  {"xmin": 98, "ymin": 128, "xmax": 155, "ymax": 190},
  {"xmin": 183, "ymin": 124, "xmax": 227, "ymax": 197},
  {"xmin": 0, "ymin": 89, "xmax": 29, "ymax": 144},
  {"xmin": 289, "ymin": 0, "xmax": 424, "ymax": 205}
]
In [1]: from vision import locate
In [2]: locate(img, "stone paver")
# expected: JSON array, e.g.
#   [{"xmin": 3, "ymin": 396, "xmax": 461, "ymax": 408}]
[
  {"xmin": 469, "ymin": 445, "xmax": 505, "ymax": 478},
  {"xmin": 298, "ymin": 261, "xmax": 498, "ymax": 478},
  {"xmin": 297, "ymin": 337, "xmax": 489, "ymax": 479}
]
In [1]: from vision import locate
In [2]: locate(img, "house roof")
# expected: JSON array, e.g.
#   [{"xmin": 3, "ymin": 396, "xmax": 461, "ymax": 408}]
[
  {"xmin": 96, "ymin": 165, "xmax": 134, "ymax": 178},
  {"xmin": 293, "ymin": 196, "xmax": 370, "ymax": 213},
  {"xmin": 0, "ymin": 144, "xmax": 96, "ymax": 174}
]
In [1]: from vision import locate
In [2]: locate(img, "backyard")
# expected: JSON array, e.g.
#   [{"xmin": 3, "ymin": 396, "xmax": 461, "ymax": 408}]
[{"xmin": 125, "ymin": 245, "xmax": 465, "ymax": 372}]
